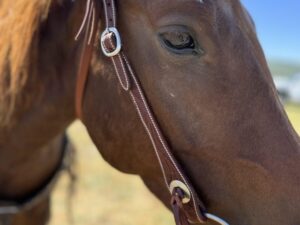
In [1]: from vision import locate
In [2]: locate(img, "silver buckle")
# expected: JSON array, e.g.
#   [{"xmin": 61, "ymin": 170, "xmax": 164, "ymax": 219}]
[
  {"xmin": 205, "ymin": 213, "xmax": 230, "ymax": 225},
  {"xmin": 101, "ymin": 27, "xmax": 122, "ymax": 57},
  {"xmin": 169, "ymin": 180, "xmax": 191, "ymax": 204}
]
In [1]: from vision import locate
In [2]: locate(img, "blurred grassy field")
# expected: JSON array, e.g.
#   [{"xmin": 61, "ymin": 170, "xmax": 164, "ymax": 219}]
[
  {"xmin": 49, "ymin": 104, "xmax": 300, "ymax": 225},
  {"xmin": 285, "ymin": 104, "xmax": 300, "ymax": 133},
  {"xmin": 49, "ymin": 124, "xmax": 174, "ymax": 225}
]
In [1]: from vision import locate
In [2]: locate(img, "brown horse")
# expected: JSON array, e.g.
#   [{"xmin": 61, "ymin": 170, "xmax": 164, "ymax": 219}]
[
  {"xmin": 0, "ymin": 0, "xmax": 299, "ymax": 225},
  {"xmin": 0, "ymin": 2, "xmax": 75, "ymax": 224}
]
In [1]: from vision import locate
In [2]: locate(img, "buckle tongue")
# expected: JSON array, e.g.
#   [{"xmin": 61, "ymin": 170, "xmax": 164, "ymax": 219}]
[
  {"xmin": 169, "ymin": 180, "xmax": 191, "ymax": 204},
  {"xmin": 101, "ymin": 27, "xmax": 122, "ymax": 57}
]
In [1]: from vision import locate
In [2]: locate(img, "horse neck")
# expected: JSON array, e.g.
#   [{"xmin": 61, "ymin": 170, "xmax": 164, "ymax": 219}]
[{"xmin": 0, "ymin": 0, "xmax": 82, "ymax": 198}]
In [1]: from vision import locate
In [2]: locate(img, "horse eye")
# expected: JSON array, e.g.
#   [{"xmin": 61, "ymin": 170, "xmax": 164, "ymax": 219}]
[{"xmin": 159, "ymin": 31, "xmax": 202, "ymax": 55}]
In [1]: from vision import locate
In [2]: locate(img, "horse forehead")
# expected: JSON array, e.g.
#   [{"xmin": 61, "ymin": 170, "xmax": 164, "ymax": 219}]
[
  {"xmin": 143, "ymin": 0, "xmax": 205, "ymax": 9},
  {"xmin": 141, "ymin": 0, "xmax": 237, "ymax": 17},
  {"xmin": 142, "ymin": 0, "xmax": 237, "ymax": 7},
  {"xmin": 216, "ymin": 0, "xmax": 235, "ymax": 18}
]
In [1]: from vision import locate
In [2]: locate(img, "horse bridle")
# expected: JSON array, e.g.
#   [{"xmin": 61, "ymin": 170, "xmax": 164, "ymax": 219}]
[{"xmin": 75, "ymin": 1, "xmax": 229, "ymax": 225}]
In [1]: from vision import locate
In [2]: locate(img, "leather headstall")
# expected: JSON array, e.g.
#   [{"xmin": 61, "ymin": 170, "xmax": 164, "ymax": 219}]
[{"xmin": 75, "ymin": 1, "xmax": 229, "ymax": 225}]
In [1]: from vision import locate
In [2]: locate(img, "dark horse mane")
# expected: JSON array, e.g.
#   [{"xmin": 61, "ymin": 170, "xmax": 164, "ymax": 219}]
[{"xmin": 0, "ymin": 0, "xmax": 52, "ymax": 125}]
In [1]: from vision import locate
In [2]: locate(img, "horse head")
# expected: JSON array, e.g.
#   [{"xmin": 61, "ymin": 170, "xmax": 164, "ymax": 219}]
[{"xmin": 79, "ymin": 0, "xmax": 300, "ymax": 224}]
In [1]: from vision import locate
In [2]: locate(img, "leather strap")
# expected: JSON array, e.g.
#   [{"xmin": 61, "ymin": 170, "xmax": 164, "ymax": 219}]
[
  {"xmin": 75, "ymin": 1, "xmax": 229, "ymax": 225},
  {"xmin": 75, "ymin": 0, "xmax": 100, "ymax": 120},
  {"xmin": 0, "ymin": 134, "xmax": 69, "ymax": 217},
  {"xmin": 171, "ymin": 188, "xmax": 190, "ymax": 225},
  {"xmin": 99, "ymin": 0, "xmax": 207, "ymax": 223}
]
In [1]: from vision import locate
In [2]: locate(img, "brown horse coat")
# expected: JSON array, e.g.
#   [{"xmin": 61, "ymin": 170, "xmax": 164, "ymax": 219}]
[{"xmin": 0, "ymin": 0, "xmax": 299, "ymax": 224}]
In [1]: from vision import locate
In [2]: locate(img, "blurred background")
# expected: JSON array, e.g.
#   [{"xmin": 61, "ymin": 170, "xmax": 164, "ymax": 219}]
[
  {"xmin": 49, "ymin": 1, "xmax": 300, "ymax": 225},
  {"xmin": 243, "ymin": 0, "xmax": 300, "ymax": 103}
]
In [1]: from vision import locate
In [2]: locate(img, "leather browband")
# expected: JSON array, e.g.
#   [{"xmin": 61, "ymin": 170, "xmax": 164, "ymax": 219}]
[{"xmin": 75, "ymin": 1, "xmax": 229, "ymax": 225}]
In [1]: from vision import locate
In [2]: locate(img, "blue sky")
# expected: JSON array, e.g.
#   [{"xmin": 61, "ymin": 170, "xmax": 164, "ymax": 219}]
[{"xmin": 241, "ymin": 0, "xmax": 300, "ymax": 64}]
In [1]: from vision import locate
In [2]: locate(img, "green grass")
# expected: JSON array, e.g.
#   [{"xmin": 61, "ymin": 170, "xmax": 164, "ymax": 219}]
[
  {"xmin": 285, "ymin": 103, "xmax": 300, "ymax": 133},
  {"xmin": 49, "ymin": 105, "xmax": 300, "ymax": 225},
  {"xmin": 268, "ymin": 60, "xmax": 300, "ymax": 76}
]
